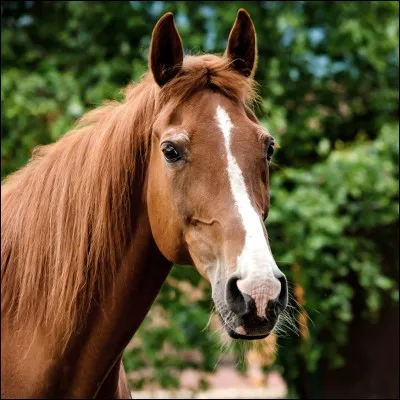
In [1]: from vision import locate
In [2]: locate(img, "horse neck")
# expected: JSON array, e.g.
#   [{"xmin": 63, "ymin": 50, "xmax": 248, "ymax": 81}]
[
  {"xmin": 2, "ymin": 177, "xmax": 172, "ymax": 398},
  {"xmin": 64, "ymin": 186, "xmax": 172, "ymax": 397}
]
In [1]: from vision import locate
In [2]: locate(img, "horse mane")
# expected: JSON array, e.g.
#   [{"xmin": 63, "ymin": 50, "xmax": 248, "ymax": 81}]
[{"xmin": 1, "ymin": 54, "xmax": 257, "ymax": 352}]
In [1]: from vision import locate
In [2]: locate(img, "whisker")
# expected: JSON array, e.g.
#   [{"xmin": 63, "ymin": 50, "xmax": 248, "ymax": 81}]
[{"xmin": 202, "ymin": 309, "xmax": 216, "ymax": 333}]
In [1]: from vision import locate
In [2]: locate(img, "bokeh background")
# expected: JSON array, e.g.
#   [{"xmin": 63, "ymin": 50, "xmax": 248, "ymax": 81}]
[{"xmin": 1, "ymin": 1, "xmax": 399, "ymax": 399}]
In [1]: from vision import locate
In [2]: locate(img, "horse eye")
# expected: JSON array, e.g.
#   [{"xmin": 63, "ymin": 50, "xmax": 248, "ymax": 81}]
[
  {"xmin": 162, "ymin": 144, "xmax": 181, "ymax": 163},
  {"xmin": 265, "ymin": 141, "xmax": 275, "ymax": 162}
]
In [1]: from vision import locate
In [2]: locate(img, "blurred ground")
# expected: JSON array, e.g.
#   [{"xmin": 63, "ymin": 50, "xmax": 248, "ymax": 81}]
[
  {"xmin": 129, "ymin": 322, "xmax": 287, "ymax": 399},
  {"xmin": 131, "ymin": 367, "xmax": 287, "ymax": 399},
  {"xmin": 130, "ymin": 336, "xmax": 287, "ymax": 400}
]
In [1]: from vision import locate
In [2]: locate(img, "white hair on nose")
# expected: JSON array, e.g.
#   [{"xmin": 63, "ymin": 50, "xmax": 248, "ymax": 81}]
[{"xmin": 215, "ymin": 105, "xmax": 281, "ymax": 316}]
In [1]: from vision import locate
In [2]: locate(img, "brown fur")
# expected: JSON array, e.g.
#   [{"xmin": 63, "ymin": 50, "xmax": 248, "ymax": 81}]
[
  {"xmin": 1, "ymin": 55, "xmax": 257, "ymax": 354},
  {"xmin": 1, "ymin": 10, "xmax": 288, "ymax": 398}
]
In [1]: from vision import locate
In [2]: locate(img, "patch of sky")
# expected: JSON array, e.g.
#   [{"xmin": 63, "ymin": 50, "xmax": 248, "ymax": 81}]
[
  {"xmin": 330, "ymin": 61, "xmax": 348, "ymax": 75},
  {"xmin": 336, "ymin": 54, "xmax": 359, "ymax": 78},
  {"xmin": 200, "ymin": 6, "xmax": 217, "ymax": 51},
  {"xmin": 281, "ymin": 27, "xmax": 296, "ymax": 47},
  {"xmin": 200, "ymin": 5, "xmax": 214, "ymax": 18},
  {"xmin": 303, "ymin": 52, "xmax": 330, "ymax": 78},
  {"xmin": 302, "ymin": 51, "xmax": 358, "ymax": 78},
  {"xmin": 205, "ymin": 30, "xmax": 217, "ymax": 51},
  {"xmin": 149, "ymin": 1, "xmax": 164, "ymax": 18},
  {"xmin": 129, "ymin": 1, "xmax": 141, "ymax": 11},
  {"xmin": 16, "ymin": 14, "xmax": 34, "ymax": 27},
  {"xmin": 289, "ymin": 68, "xmax": 300, "ymax": 81},
  {"xmin": 308, "ymin": 27, "xmax": 325, "ymax": 47},
  {"xmin": 176, "ymin": 13, "xmax": 189, "ymax": 30}
]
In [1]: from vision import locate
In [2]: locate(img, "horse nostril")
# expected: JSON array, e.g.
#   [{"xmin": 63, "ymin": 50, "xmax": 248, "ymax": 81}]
[
  {"xmin": 277, "ymin": 275, "xmax": 288, "ymax": 311},
  {"xmin": 266, "ymin": 299, "xmax": 283, "ymax": 319},
  {"xmin": 266, "ymin": 275, "xmax": 288, "ymax": 319},
  {"xmin": 274, "ymin": 300, "xmax": 282, "ymax": 317},
  {"xmin": 225, "ymin": 275, "xmax": 252, "ymax": 317}
]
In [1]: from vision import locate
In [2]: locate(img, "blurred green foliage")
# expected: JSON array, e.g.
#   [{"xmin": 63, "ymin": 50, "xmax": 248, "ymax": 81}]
[{"xmin": 2, "ymin": 1, "xmax": 399, "ymax": 396}]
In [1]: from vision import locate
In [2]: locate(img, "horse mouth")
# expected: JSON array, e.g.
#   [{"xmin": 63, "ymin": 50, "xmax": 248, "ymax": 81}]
[
  {"xmin": 217, "ymin": 312, "xmax": 270, "ymax": 340},
  {"xmin": 225, "ymin": 325, "xmax": 269, "ymax": 340}
]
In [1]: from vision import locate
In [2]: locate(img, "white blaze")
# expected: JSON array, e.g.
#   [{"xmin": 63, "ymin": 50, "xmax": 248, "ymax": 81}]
[{"xmin": 215, "ymin": 105, "xmax": 280, "ymax": 280}]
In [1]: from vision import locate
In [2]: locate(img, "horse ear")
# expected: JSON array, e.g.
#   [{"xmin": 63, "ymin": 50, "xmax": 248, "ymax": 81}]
[
  {"xmin": 225, "ymin": 9, "xmax": 257, "ymax": 78},
  {"xmin": 149, "ymin": 12, "xmax": 184, "ymax": 86}
]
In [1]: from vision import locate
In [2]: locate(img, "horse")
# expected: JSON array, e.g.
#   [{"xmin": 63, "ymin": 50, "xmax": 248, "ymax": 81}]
[{"xmin": 1, "ymin": 9, "xmax": 288, "ymax": 398}]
